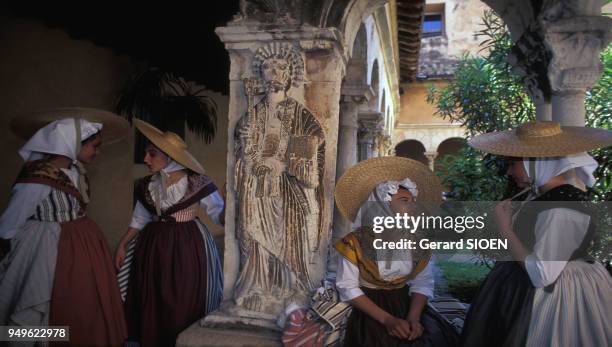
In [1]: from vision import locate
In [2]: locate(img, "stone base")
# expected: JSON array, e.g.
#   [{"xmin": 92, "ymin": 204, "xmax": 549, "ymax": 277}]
[
  {"xmin": 200, "ymin": 301, "xmax": 282, "ymax": 331},
  {"xmin": 176, "ymin": 302, "xmax": 284, "ymax": 347},
  {"xmin": 176, "ymin": 321, "xmax": 282, "ymax": 347}
]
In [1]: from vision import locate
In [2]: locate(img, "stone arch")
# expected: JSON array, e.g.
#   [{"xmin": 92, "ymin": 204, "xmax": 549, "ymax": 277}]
[
  {"xmin": 344, "ymin": 23, "xmax": 368, "ymax": 85},
  {"xmin": 434, "ymin": 137, "xmax": 468, "ymax": 173},
  {"xmin": 394, "ymin": 139, "xmax": 428, "ymax": 166},
  {"xmin": 319, "ymin": 0, "xmax": 388, "ymax": 56},
  {"xmin": 369, "ymin": 59, "xmax": 380, "ymax": 109}
]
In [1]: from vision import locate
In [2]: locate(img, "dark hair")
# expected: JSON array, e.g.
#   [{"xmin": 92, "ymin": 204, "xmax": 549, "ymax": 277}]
[{"xmin": 81, "ymin": 131, "xmax": 102, "ymax": 145}]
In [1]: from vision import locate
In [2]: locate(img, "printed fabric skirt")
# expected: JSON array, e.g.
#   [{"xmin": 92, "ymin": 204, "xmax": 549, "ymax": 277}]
[
  {"xmin": 525, "ymin": 260, "xmax": 612, "ymax": 346},
  {"xmin": 124, "ymin": 219, "xmax": 223, "ymax": 347},
  {"xmin": 344, "ymin": 285, "xmax": 459, "ymax": 347},
  {"xmin": 460, "ymin": 262, "xmax": 534, "ymax": 347},
  {"xmin": 0, "ymin": 217, "xmax": 128, "ymax": 347}
]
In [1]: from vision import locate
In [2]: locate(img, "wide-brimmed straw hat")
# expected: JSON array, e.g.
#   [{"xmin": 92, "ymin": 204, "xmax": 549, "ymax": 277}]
[
  {"xmin": 335, "ymin": 156, "xmax": 443, "ymax": 222},
  {"xmin": 11, "ymin": 107, "xmax": 129, "ymax": 145},
  {"xmin": 468, "ymin": 121, "xmax": 612, "ymax": 157},
  {"xmin": 133, "ymin": 118, "xmax": 205, "ymax": 175}
]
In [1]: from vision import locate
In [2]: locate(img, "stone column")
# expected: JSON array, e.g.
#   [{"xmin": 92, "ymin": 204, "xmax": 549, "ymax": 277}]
[
  {"xmin": 358, "ymin": 111, "xmax": 384, "ymax": 161},
  {"xmin": 485, "ymin": 0, "xmax": 612, "ymax": 126},
  {"xmin": 207, "ymin": 24, "xmax": 346, "ymax": 330},
  {"xmin": 332, "ymin": 86, "xmax": 371, "ymax": 240},
  {"xmin": 425, "ymin": 151, "xmax": 438, "ymax": 171},
  {"xmin": 542, "ymin": 6, "xmax": 612, "ymax": 126},
  {"xmin": 377, "ymin": 134, "xmax": 393, "ymax": 157}
]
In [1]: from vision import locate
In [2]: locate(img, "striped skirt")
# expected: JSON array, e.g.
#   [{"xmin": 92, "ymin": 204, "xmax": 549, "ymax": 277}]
[
  {"xmin": 526, "ymin": 260, "xmax": 612, "ymax": 347},
  {"xmin": 123, "ymin": 219, "xmax": 223, "ymax": 347}
]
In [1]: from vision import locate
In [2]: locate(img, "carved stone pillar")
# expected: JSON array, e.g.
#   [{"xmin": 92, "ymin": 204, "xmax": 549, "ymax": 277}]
[
  {"xmin": 358, "ymin": 111, "xmax": 384, "ymax": 161},
  {"xmin": 207, "ymin": 24, "xmax": 346, "ymax": 330},
  {"xmin": 541, "ymin": 2, "xmax": 612, "ymax": 126}
]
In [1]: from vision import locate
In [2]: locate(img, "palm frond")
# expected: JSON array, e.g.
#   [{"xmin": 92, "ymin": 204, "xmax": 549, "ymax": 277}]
[{"xmin": 116, "ymin": 67, "xmax": 218, "ymax": 143}]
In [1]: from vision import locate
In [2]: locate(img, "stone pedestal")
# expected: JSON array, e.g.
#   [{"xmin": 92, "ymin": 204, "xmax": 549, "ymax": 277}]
[{"xmin": 177, "ymin": 321, "xmax": 281, "ymax": 347}]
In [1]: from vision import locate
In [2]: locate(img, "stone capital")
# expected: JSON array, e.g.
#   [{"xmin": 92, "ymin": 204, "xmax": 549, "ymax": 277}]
[
  {"xmin": 215, "ymin": 25, "xmax": 347, "ymax": 82},
  {"xmin": 340, "ymin": 83, "xmax": 375, "ymax": 104},
  {"xmin": 543, "ymin": 15, "xmax": 612, "ymax": 92},
  {"xmin": 357, "ymin": 111, "xmax": 384, "ymax": 141}
]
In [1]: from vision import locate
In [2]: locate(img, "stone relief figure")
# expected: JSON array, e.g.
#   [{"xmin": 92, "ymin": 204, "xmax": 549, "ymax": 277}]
[{"xmin": 233, "ymin": 42, "xmax": 325, "ymax": 316}]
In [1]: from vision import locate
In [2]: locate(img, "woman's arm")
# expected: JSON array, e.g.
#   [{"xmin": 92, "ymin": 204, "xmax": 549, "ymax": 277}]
[
  {"xmin": 115, "ymin": 201, "xmax": 151, "ymax": 270},
  {"xmin": 523, "ymin": 208, "xmax": 590, "ymax": 287},
  {"xmin": 0, "ymin": 183, "xmax": 51, "ymax": 239},
  {"xmin": 405, "ymin": 262, "xmax": 435, "ymax": 340},
  {"xmin": 495, "ymin": 200, "xmax": 530, "ymax": 266},
  {"xmin": 200, "ymin": 190, "xmax": 225, "ymax": 226},
  {"xmin": 336, "ymin": 256, "xmax": 413, "ymax": 340}
]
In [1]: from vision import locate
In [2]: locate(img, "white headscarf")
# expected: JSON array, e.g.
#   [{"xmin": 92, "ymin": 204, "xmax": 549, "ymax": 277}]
[
  {"xmin": 18, "ymin": 118, "xmax": 102, "ymax": 162},
  {"xmin": 18, "ymin": 118, "xmax": 102, "ymax": 203},
  {"xmin": 358, "ymin": 178, "xmax": 419, "ymax": 224},
  {"xmin": 374, "ymin": 178, "xmax": 419, "ymax": 202},
  {"xmin": 522, "ymin": 153, "xmax": 598, "ymax": 194}
]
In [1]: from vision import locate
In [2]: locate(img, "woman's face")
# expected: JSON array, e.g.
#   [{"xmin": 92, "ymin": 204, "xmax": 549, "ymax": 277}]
[
  {"xmin": 143, "ymin": 144, "xmax": 169, "ymax": 173},
  {"xmin": 77, "ymin": 135, "xmax": 102, "ymax": 163},
  {"xmin": 506, "ymin": 157, "xmax": 530, "ymax": 188},
  {"xmin": 389, "ymin": 187, "xmax": 417, "ymax": 215}
]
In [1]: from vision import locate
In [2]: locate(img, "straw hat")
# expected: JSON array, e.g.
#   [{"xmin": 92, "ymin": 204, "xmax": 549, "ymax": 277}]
[
  {"xmin": 468, "ymin": 121, "xmax": 612, "ymax": 157},
  {"xmin": 335, "ymin": 156, "xmax": 443, "ymax": 222},
  {"xmin": 11, "ymin": 107, "xmax": 129, "ymax": 145},
  {"xmin": 133, "ymin": 118, "xmax": 205, "ymax": 175}
]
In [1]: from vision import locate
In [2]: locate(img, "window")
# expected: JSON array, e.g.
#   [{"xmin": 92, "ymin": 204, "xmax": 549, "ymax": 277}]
[{"xmin": 422, "ymin": 14, "xmax": 443, "ymax": 37}]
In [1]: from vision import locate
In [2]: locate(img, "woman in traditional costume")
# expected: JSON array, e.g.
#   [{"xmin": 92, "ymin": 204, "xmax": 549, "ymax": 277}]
[
  {"xmin": 116, "ymin": 119, "xmax": 223, "ymax": 347},
  {"xmin": 333, "ymin": 156, "xmax": 460, "ymax": 347},
  {"xmin": 461, "ymin": 121, "xmax": 612, "ymax": 346},
  {"xmin": 0, "ymin": 108, "xmax": 130, "ymax": 346}
]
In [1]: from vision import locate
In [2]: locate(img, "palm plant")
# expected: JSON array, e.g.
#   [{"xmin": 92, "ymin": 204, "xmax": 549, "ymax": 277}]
[{"xmin": 116, "ymin": 67, "xmax": 218, "ymax": 144}]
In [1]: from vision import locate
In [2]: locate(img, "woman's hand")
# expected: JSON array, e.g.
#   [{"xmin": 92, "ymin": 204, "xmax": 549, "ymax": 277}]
[
  {"xmin": 382, "ymin": 315, "xmax": 413, "ymax": 340},
  {"xmin": 115, "ymin": 228, "xmax": 138, "ymax": 271},
  {"xmin": 494, "ymin": 199, "xmax": 513, "ymax": 235},
  {"xmin": 115, "ymin": 241, "xmax": 127, "ymax": 271},
  {"xmin": 406, "ymin": 318, "xmax": 424, "ymax": 340}
]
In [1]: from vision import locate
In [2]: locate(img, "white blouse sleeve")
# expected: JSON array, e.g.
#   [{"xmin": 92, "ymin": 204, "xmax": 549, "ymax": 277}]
[
  {"xmin": 0, "ymin": 183, "xmax": 51, "ymax": 239},
  {"xmin": 336, "ymin": 255, "xmax": 365, "ymax": 301},
  {"xmin": 129, "ymin": 200, "xmax": 153, "ymax": 230},
  {"xmin": 524, "ymin": 208, "xmax": 590, "ymax": 288},
  {"xmin": 199, "ymin": 190, "xmax": 224, "ymax": 225},
  {"xmin": 407, "ymin": 262, "xmax": 434, "ymax": 299}
]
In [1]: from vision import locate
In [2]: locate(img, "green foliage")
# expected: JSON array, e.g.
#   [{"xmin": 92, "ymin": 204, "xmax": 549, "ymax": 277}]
[
  {"xmin": 428, "ymin": 10, "xmax": 611, "ymax": 202},
  {"xmin": 586, "ymin": 47, "xmax": 612, "ymax": 201},
  {"xmin": 428, "ymin": 10, "xmax": 612, "ymax": 264},
  {"xmin": 437, "ymin": 260, "xmax": 491, "ymax": 303}
]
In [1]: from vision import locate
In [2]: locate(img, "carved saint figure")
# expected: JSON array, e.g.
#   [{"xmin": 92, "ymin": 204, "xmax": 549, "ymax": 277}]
[{"xmin": 233, "ymin": 43, "xmax": 325, "ymax": 315}]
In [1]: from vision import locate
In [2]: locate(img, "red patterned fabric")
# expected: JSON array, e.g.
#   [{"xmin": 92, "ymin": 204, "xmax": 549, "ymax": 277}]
[{"xmin": 281, "ymin": 308, "xmax": 326, "ymax": 347}]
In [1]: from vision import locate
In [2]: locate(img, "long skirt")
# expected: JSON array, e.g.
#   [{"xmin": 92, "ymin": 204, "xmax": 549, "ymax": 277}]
[
  {"xmin": 344, "ymin": 286, "xmax": 459, "ymax": 347},
  {"xmin": 525, "ymin": 260, "xmax": 612, "ymax": 346},
  {"xmin": 0, "ymin": 217, "xmax": 128, "ymax": 347},
  {"xmin": 460, "ymin": 262, "xmax": 534, "ymax": 347},
  {"xmin": 125, "ymin": 219, "xmax": 222, "ymax": 347}
]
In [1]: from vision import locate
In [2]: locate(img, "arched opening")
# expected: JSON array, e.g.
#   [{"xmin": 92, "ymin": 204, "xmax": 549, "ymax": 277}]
[
  {"xmin": 369, "ymin": 60, "xmax": 380, "ymax": 110},
  {"xmin": 394, "ymin": 139, "xmax": 428, "ymax": 166},
  {"xmin": 435, "ymin": 137, "xmax": 468, "ymax": 175},
  {"xmin": 344, "ymin": 24, "xmax": 368, "ymax": 85}
]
